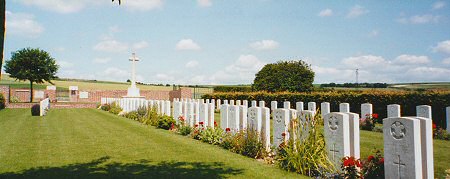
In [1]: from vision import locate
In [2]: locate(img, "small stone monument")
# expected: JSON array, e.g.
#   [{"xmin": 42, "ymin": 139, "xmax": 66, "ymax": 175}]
[
  {"xmin": 339, "ymin": 103, "xmax": 350, "ymax": 113},
  {"xmin": 239, "ymin": 105, "xmax": 248, "ymax": 130},
  {"xmin": 283, "ymin": 101, "xmax": 290, "ymax": 109},
  {"xmin": 187, "ymin": 102, "xmax": 195, "ymax": 127},
  {"xmin": 271, "ymin": 101, "xmax": 277, "ymax": 111},
  {"xmin": 273, "ymin": 108, "xmax": 290, "ymax": 148},
  {"xmin": 199, "ymin": 103, "xmax": 209, "ymax": 127},
  {"xmin": 361, "ymin": 103, "xmax": 373, "ymax": 120},
  {"xmin": 296, "ymin": 102, "xmax": 304, "ymax": 112},
  {"xmin": 308, "ymin": 102, "xmax": 316, "ymax": 112},
  {"xmin": 248, "ymin": 107, "xmax": 262, "ymax": 133},
  {"xmin": 228, "ymin": 105, "xmax": 240, "ymax": 133},
  {"xmin": 242, "ymin": 100, "xmax": 248, "ymax": 107},
  {"xmin": 220, "ymin": 104, "xmax": 229, "ymax": 130},
  {"xmin": 321, "ymin": 102, "xmax": 330, "ymax": 117},
  {"xmin": 252, "ymin": 100, "xmax": 257, "ymax": 107},
  {"xmin": 259, "ymin": 101, "xmax": 265, "ymax": 108},
  {"xmin": 261, "ymin": 107, "xmax": 271, "ymax": 151},
  {"xmin": 125, "ymin": 53, "xmax": 143, "ymax": 98},
  {"xmin": 387, "ymin": 104, "xmax": 401, "ymax": 118},
  {"xmin": 323, "ymin": 112, "xmax": 351, "ymax": 169}
]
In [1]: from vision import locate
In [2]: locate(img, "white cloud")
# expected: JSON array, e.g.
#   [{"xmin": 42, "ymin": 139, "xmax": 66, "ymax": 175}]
[
  {"xmin": 185, "ymin": 60, "xmax": 199, "ymax": 68},
  {"xmin": 198, "ymin": 0, "xmax": 212, "ymax": 7},
  {"xmin": 123, "ymin": 0, "xmax": 163, "ymax": 11},
  {"xmin": 18, "ymin": 0, "xmax": 101, "ymax": 13},
  {"xmin": 93, "ymin": 57, "xmax": 111, "ymax": 64},
  {"xmin": 318, "ymin": 8, "xmax": 333, "ymax": 17},
  {"xmin": 432, "ymin": 1, "xmax": 446, "ymax": 10},
  {"xmin": 432, "ymin": 40, "xmax": 450, "ymax": 54},
  {"xmin": 176, "ymin": 39, "xmax": 201, "ymax": 50},
  {"xmin": 93, "ymin": 39, "xmax": 128, "ymax": 53},
  {"xmin": 442, "ymin": 57, "xmax": 450, "ymax": 64},
  {"xmin": 249, "ymin": 40, "xmax": 279, "ymax": 50},
  {"xmin": 132, "ymin": 41, "xmax": 149, "ymax": 50},
  {"xmin": 155, "ymin": 73, "xmax": 175, "ymax": 81},
  {"xmin": 210, "ymin": 55, "xmax": 266, "ymax": 84},
  {"xmin": 57, "ymin": 61, "xmax": 74, "ymax": 68},
  {"xmin": 347, "ymin": 5, "xmax": 369, "ymax": 18},
  {"xmin": 397, "ymin": 14, "xmax": 440, "ymax": 24},
  {"xmin": 343, "ymin": 55, "xmax": 389, "ymax": 69},
  {"xmin": 394, "ymin": 55, "xmax": 430, "ymax": 64},
  {"xmin": 6, "ymin": 11, "xmax": 44, "ymax": 38},
  {"xmin": 368, "ymin": 30, "xmax": 379, "ymax": 37}
]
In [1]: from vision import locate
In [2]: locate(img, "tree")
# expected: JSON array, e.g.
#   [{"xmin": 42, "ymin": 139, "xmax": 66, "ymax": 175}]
[
  {"xmin": 4, "ymin": 48, "xmax": 58, "ymax": 102},
  {"xmin": 253, "ymin": 60, "xmax": 315, "ymax": 92}
]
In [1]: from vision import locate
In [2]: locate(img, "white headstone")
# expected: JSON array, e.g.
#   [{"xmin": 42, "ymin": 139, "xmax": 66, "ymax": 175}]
[
  {"xmin": 187, "ymin": 102, "xmax": 195, "ymax": 127},
  {"xmin": 361, "ymin": 103, "xmax": 373, "ymax": 120},
  {"xmin": 165, "ymin": 101, "xmax": 171, "ymax": 116},
  {"xmin": 414, "ymin": 116, "xmax": 434, "ymax": 179},
  {"xmin": 447, "ymin": 107, "xmax": 450, "ymax": 133},
  {"xmin": 308, "ymin": 102, "xmax": 316, "ymax": 112},
  {"xmin": 243, "ymin": 100, "xmax": 248, "ymax": 107},
  {"xmin": 416, "ymin": 105, "xmax": 432, "ymax": 120},
  {"xmin": 239, "ymin": 105, "xmax": 248, "ymax": 130},
  {"xmin": 283, "ymin": 101, "xmax": 290, "ymax": 109},
  {"xmin": 346, "ymin": 112, "xmax": 360, "ymax": 159},
  {"xmin": 236, "ymin": 100, "xmax": 241, "ymax": 106},
  {"xmin": 323, "ymin": 112, "xmax": 351, "ymax": 169},
  {"xmin": 223, "ymin": 100, "xmax": 228, "ymax": 105},
  {"xmin": 248, "ymin": 107, "xmax": 262, "ymax": 134},
  {"xmin": 194, "ymin": 102, "xmax": 200, "ymax": 125},
  {"xmin": 208, "ymin": 103, "xmax": 215, "ymax": 128},
  {"xmin": 220, "ymin": 104, "xmax": 229, "ymax": 130},
  {"xmin": 206, "ymin": 99, "xmax": 210, "ymax": 104},
  {"xmin": 261, "ymin": 107, "xmax": 271, "ymax": 151},
  {"xmin": 339, "ymin": 103, "xmax": 350, "ymax": 113},
  {"xmin": 199, "ymin": 103, "xmax": 209, "ymax": 127},
  {"xmin": 273, "ymin": 108, "xmax": 290, "ymax": 148},
  {"xmin": 79, "ymin": 91, "xmax": 89, "ymax": 99},
  {"xmin": 321, "ymin": 102, "xmax": 330, "ymax": 117},
  {"xmin": 387, "ymin": 104, "xmax": 401, "ymax": 118},
  {"xmin": 296, "ymin": 102, "xmax": 304, "ymax": 112},
  {"xmin": 259, "ymin": 101, "xmax": 265, "ymax": 108},
  {"xmin": 383, "ymin": 117, "xmax": 422, "ymax": 179},
  {"xmin": 230, "ymin": 100, "xmax": 235, "ymax": 106},
  {"xmin": 216, "ymin": 99, "xmax": 221, "ymax": 110},
  {"xmin": 251, "ymin": 100, "xmax": 257, "ymax": 107},
  {"xmin": 228, "ymin": 105, "xmax": 240, "ymax": 132},
  {"xmin": 173, "ymin": 101, "xmax": 182, "ymax": 123},
  {"xmin": 271, "ymin": 101, "xmax": 277, "ymax": 111}
]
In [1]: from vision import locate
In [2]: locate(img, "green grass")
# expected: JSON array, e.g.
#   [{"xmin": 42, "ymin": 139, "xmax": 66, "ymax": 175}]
[{"xmin": 0, "ymin": 109, "xmax": 304, "ymax": 178}]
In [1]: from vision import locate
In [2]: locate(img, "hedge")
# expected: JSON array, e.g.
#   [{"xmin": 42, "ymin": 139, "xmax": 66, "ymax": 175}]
[
  {"xmin": 203, "ymin": 90, "xmax": 450, "ymax": 128},
  {"xmin": 0, "ymin": 93, "xmax": 5, "ymax": 110},
  {"xmin": 213, "ymin": 86, "xmax": 253, "ymax": 93}
]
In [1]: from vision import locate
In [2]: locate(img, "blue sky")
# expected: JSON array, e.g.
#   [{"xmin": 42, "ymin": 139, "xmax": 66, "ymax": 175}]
[{"xmin": 4, "ymin": 0, "xmax": 450, "ymax": 84}]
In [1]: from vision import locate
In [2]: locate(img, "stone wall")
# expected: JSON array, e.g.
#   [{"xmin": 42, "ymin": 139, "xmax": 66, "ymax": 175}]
[{"xmin": 7, "ymin": 102, "xmax": 98, "ymax": 109}]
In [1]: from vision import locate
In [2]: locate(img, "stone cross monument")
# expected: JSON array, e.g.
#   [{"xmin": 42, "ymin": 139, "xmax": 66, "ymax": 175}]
[{"xmin": 126, "ymin": 53, "xmax": 143, "ymax": 97}]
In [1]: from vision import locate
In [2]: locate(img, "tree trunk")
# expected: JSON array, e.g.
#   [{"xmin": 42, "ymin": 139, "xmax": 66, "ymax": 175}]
[
  {"xmin": 30, "ymin": 81, "xmax": 33, "ymax": 103},
  {"xmin": 0, "ymin": 0, "xmax": 5, "ymax": 81}
]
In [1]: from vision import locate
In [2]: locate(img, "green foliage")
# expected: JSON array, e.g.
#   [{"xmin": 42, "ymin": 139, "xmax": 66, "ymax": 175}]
[
  {"xmin": 124, "ymin": 111, "xmax": 139, "ymax": 121},
  {"xmin": 341, "ymin": 156, "xmax": 362, "ymax": 178},
  {"xmin": 108, "ymin": 102, "xmax": 122, "ymax": 115},
  {"xmin": 136, "ymin": 106, "xmax": 147, "ymax": 118},
  {"xmin": 31, "ymin": 104, "xmax": 40, "ymax": 116},
  {"xmin": 4, "ymin": 48, "xmax": 59, "ymax": 102},
  {"xmin": 275, "ymin": 114, "xmax": 334, "ymax": 177},
  {"xmin": 199, "ymin": 127, "xmax": 224, "ymax": 145},
  {"xmin": 100, "ymin": 104, "xmax": 111, "ymax": 111},
  {"xmin": 219, "ymin": 130, "xmax": 266, "ymax": 159},
  {"xmin": 178, "ymin": 125, "xmax": 193, "ymax": 136},
  {"xmin": 9, "ymin": 96, "xmax": 19, "ymax": 103},
  {"xmin": 360, "ymin": 114, "xmax": 376, "ymax": 131},
  {"xmin": 204, "ymin": 90, "xmax": 450, "ymax": 128},
  {"xmin": 253, "ymin": 60, "xmax": 314, "ymax": 92},
  {"xmin": 213, "ymin": 86, "xmax": 253, "ymax": 93},
  {"xmin": 434, "ymin": 127, "xmax": 450, "ymax": 140},
  {"xmin": 142, "ymin": 106, "xmax": 159, "ymax": 126},
  {"xmin": 157, "ymin": 115, "xmax": 176, "ymax": 130},
  {"xmin": 361, "ymin": 149, "xmax": 384, "ymax": 179},
  {"xmin": 0, "ymin": 93, "xmax": 5, "ymax": 110}
]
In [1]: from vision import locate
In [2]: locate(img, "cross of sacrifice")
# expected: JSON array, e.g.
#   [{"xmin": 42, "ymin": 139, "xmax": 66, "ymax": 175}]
[
  {"xmin": 129, "ymin": 53, "xmax": 140, "ymax": 87},
  {"xmin": 393, "ymin": 155, "xmax": 405, "ymax": 179},
  {"xmin": 329, "ymin": 143, "xmax": 339, "ymax": 163}
]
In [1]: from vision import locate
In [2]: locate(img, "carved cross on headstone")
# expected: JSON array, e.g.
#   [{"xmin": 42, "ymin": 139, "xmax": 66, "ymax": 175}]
[
  {"xmin": 393, "ymin": 155, "xmax": 405, "ymax": 179},
  {"xmin": 329, "ymin": 143, "xmax": 339, "ymax": 163}
]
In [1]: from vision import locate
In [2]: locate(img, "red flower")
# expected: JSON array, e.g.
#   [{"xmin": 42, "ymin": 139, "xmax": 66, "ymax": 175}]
[
  {"xmin": 170, "ymin": 123, "xmax": 175, "ymax": 130},
  {"xmin": 179, "ymin": 116, "xmax": 185, "ymax": 121},
  {"xmin": 432, "ymin": 123, "xmax": 436, "ymax": 129},
  {"xmin": 367, "ymin": 155, "xmax": 374, "ymax": 162},
  {"xmin": 199, "ymin": 122, "xmax": 204, "ymax": 125},
  {"xmin": 343, "ymin": 157, "xmax": 356, "ymax": 167},
  {"xmin": 378, "ymin": 158, "xmax": 384, "ymax": 164},
  {"xmin": 225, "ymin": 128, "xmax": 231, "ymax": 132},
  {"xmin": 195, "ymin": 124, "xmax": 199, "ymax": 127},
  {"xmin": 372, "ymin": 113, "xmax": 379, "ymax": 119},
  {"xmin": 281, "ymin": 132, "xmax": 286, "ymax": 137},
  {"xmin": 214, "ymin": 121, "xmax": 217, "ymax": 127},
  {"xmin": 356, "ymin": 160, "xmax": 362, "ymax": 168}
]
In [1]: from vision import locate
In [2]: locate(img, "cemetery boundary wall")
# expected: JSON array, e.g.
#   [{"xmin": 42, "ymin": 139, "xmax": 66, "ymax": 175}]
[{"xmin": 204, "ymin": 91, "xmax": 450, "ymax": 128}]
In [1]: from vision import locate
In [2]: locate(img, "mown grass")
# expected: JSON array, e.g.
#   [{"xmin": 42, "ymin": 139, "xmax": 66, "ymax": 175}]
[{"xmin": 0, "ymin": 109, "xmax": 304, "ymax": 178}]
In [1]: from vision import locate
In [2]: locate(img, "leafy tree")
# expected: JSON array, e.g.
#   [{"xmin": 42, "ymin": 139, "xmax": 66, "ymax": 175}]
[
  {"xmin": 4, "ymin": 48, "xmax": 58, "ymax": 102},
  {"xmin": 253, "ymin": 60, "xmax": 314, "ymax": 92}
]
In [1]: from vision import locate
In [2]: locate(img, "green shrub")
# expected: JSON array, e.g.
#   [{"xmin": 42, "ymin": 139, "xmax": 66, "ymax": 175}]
[
  {"xmin": 124, "ymin": 111, "xmax": 139, "ymax": 121},
  {"xmin": 219, "ymin": 130, "xmax": 266, "ymax": 159},
  {"xmin": 434, "ymin": 127, "xmax": 450, "ymax": 140},
  {"xmin": 361, "ymin": 149, "xmax": 384, "ymax": 178},
  {"xmin": 108, "ymin": 102, "xmax": 122, "ymax": 115},
  {"xmin": 142, "ymin": 106, "xmax": 159, "ymax": 126},
  {"xmin": 204, "ymin": 90, "xmax": 450, "ymax": 128},
  {"xmin": 0, "ymin": 93, "xmax": 5, "ymax": 110},
  {"xmin": 100, "ymin": 104, "xmax": 111, "ymax": 111},
  {"xmin": 10, "ymin": 96, "xmax": 20, "ymax": 103},
  {"xmin": 199, "ymin": 127, "xmax": 224, "ymax": 145},
  {"xmin": 179, "ymin": 125, "xmax": 193, "ymax": 136},
  {"xmin": 213, "ymin": 86, "xmax": 253, "ymax": 93},
  {"xmin": 275, "ymin": 114, "xmax": 334, "ymax": 177},
  {"xmin": 157, "ymin": 115, "xmax": 176, "ymax": 130},
  {"xmin": 31, "ymin": 104, "xmax": 40, "ymax": 116},
  {"xmin": 137, "ymin": 106, "xmax": 147, "ymax": 118}
]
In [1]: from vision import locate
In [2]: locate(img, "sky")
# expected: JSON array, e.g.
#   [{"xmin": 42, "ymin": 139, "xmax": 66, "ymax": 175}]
[{"xmin": 4, "ymin": 0, "xmax": 450, "ymax": 85}]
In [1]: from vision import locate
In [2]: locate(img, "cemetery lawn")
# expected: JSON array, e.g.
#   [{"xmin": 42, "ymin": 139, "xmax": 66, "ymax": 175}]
[{"xmin": 0, "ymin": 109, "xmax": 304, "ymax": 179}]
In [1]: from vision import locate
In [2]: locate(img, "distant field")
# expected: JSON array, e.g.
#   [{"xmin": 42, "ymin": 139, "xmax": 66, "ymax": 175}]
[{"xmin": 390, "ymin": 83, "xmax": 450, "ymax": 90}]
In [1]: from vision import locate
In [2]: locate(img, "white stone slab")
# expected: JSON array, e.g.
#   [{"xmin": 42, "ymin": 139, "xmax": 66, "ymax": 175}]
[
  {"xmin": 216, "ymin": 99, "xmax": 221, "ymax": 110},
  {"xmin": 296, "ymin": 102, "xmax": 304, "ymax": 112},
  {"xmin": 387, "ymin": 104, "xmax": 401, "ymax": 118},
  {"xmin": 271, "ymin": 101, "xmax": 277, "ymax": 111},
  {"xmin": 346, "ymin": 112, "xmax": 360, "ymax": 159},
  {"xmin": 273, "ymin": 108, "xmax": 290, "ymax": 148},
  {"xmin": 259, "ymin": 101, "xmax": 265, "ymax": 108},
  {"xmin": 383, "ymin": 117, "xmax": 422, "ymax": 179},
  {"xmin": 416, "ymin": 105, "xmax": 432, "ymax": 120},
  {"xmin": 199, "ymin": 103, "xmax": 209, "ymax": 127},
  {"xmin": 223, "ymin": 100, "xmax": 228, "ymax": 105},
  {"xmin": 230, "ymin": 100, "xmax": 235, "ymax": 106},
  {"xmin": 208, "ymin": 103, "xmax": 215, "ymax": 128},
  {"xmin": 251, "ymin": 100, "xmax": 257, "ymax": 107},
  {"xmin": 239, "ymin": 105, "xmax": 248, "ymax": 130},
  {"xmin": 220, "ymin": 104, "xmax": 229, "ymax": 130},
  {"xmin": 321, "ymin": 102, "xmax": 330, "ymax": 117},
  {"xmin": 283, "ymin": 101, "xmax": 290, "ymax": 109},
  {"xmin": 339, "ymin": 103, "xmax": 350, "ymax": 113},
  {"xmin": 308, "ymin": 102, "xmax": 316, "ymax": 112},
  {"xmin": 242, "ymin": 100, "xmax": 248, "ymax": 107},
  {"xmin": 236, "ymin": 100, "xmax": 241, "ymax": 106},
  {"xmin": 187, "ymin": 102, "xmax": 195, "ymax": 127},
  {"xmin": 261, "ymin": 107, "xmax": 271, "ymax": 151},
  {"xmin": 361, "ymin": 103, "xmax": 373, "ymax": 120},
  {"xmin": 227, "ymin": 105, "xmax": 240, "ymax": 132},
  {"xmin": 413, "ymin": 116, "xmax": 434, "ymax": 179},
  {"xmin": 323, "ymin": 112, "xmax": 351, "ymax": 169},
  {"xmin": 248, "ymin": 107, "xmax": 262, "ymax": 133},
  {"xmin": 194, "ymin": 102, "xmax": 200, "ymax": 125}
]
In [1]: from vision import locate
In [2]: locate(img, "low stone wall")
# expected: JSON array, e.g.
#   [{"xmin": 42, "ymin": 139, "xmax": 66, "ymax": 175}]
[{"xmin": 7, "ymin": 102, "xmax": 98, "ymax": 109}]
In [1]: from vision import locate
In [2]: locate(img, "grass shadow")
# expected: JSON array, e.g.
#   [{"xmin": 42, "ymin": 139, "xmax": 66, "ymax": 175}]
[{"xmin": 0, "ymin": 156, "xmax": 244, "ymax": 179}]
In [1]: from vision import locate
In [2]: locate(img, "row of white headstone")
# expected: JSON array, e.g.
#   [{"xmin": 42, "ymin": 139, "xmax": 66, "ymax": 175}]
[
  {"xmin": 172, "ymin": 98, "xmax": 215, "ymax": 128},
  {"xmin": 39, "ymin": 98, "xmax": 50, "ymax": 116}
]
